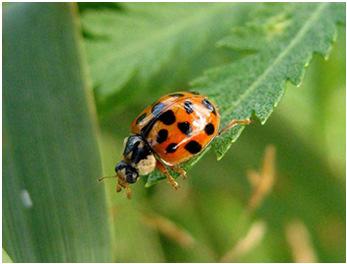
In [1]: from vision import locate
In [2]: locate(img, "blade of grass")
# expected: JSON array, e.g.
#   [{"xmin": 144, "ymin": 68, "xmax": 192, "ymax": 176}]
[
  {"xmin": 2, "ymin": 249, "xmax": 13, "ymax": 263},
  {"xmin": 3, "ymin": 3, "xmax": 111, "ymax": 262}
]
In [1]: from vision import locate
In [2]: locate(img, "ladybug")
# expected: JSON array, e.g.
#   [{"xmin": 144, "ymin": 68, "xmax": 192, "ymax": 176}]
[{"xmin": 103, "ymin": 91, "xmax": 251, "ymax": 198}]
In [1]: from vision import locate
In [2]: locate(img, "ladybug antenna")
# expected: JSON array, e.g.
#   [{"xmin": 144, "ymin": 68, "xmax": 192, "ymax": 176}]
[{"xmin": 98, "ymin": 175, "xmax": 117, "ymax": 182}]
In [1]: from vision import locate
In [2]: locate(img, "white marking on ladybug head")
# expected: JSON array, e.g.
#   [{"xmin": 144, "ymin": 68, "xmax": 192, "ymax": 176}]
[
  {"xmin": 136, "ymin": 154, "xmax": 156, "ymax": 176},
  {"xmin": 123, "ymin": 137, "xmax": 129, "ymax": 148}
]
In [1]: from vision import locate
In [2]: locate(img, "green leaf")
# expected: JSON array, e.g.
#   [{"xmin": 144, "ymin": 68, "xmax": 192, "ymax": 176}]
[
  {"xmin": 81, "ymin": 3, "xmax": 252, "ymax": 112},
  {"xmin": 145, "ymin": 146, "xmax": 211, "ymax": 188},
  {"xmin": 194, "ymin": 2, "xmax": 345, "ymax": 159},
  {"xmin": 146, "ymin": 3, "xmax": 345, "ymax": 185},
  {"xmin": 3, "ymin": 3, "xmax": 111, "ymax": 262}
]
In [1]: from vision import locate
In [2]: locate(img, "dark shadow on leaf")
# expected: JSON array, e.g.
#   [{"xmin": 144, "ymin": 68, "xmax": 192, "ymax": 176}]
[{"xmin": 77, "ymin": 3, "xmax": 122, "ymax": 13}]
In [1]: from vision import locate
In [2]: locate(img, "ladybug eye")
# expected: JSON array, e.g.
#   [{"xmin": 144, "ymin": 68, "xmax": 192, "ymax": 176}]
[
  {"xmin": 125, "ymin": 167, "xmax": 139, "ymax": 184},
  {"xmin": 115, "ymin": 160, "xmax": 127, "ymax": 172}
]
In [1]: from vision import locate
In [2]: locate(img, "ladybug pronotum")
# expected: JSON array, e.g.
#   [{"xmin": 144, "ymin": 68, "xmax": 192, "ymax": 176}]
[{"xmin": 101, "ymin": 91, "xmax": 251, "ymax": 198}]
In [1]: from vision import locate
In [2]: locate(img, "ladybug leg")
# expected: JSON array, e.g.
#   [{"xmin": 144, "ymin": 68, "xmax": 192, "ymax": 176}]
[
  {"xmin": 98, "ymin": 175, "xmax": 131, "ymax": 199},
  {"xmin": 219, "ymin": 118, "xmax": 252, "ymax": 136},
  {"xmin": 125, "ymin": 185, "xmax": 132, "ymax": 199},
  {"xmin": 116, "ymin": 176, "xmax": 132, "ymax": 199},
  {"xmin": 156, "ymin": 161, "xmax": 179, "ymax": 190},
  {"xmin": 172, "ymin": 166, "xmax": 187, "ymax": 180}
]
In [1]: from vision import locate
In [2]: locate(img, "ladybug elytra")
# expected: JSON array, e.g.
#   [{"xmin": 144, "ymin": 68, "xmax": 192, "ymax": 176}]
[{"xmin": 102, "ymin": 91, "xmax": 251, "ymax": 198}]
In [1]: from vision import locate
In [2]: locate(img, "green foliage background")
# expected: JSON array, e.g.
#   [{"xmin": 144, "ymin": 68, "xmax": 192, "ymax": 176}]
[{"xmin": 3, "ymin": 2, "xmax": 346, "ymax": 262}]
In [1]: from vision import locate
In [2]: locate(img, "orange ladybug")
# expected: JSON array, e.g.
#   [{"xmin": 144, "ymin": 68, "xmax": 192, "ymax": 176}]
[{"xmin": 105, "ymin": 91, "xmax": 250, "ymax": 198}]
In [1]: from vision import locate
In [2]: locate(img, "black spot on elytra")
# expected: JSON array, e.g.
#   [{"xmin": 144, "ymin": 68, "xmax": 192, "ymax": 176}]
[
  {"xmin": 151, "ymin": 102, "xmax": 165, "ymax": 117},
  {"xmin": 202, "ymin": 98, "xmax": 216, "ymax": 115},
  {"xmin": 166, "ymin": 143, "xmax": 178, "ymax": 153},
  {"xmin": 169, "ymin": 93, "xmax": 184, "ymax": 97},
  {"xmin": 136, "ymin": 113, "xmax": 147, "ymax": 124},
  {"xmin": 189, "ymin": 91, "xmax": 200, "ymax": 95},
  {"xmin": 184, "ymin": 101, "xmax": 194, "ymax": 114},
  {"xmin": 141, "ymin": 109, "xmax": 175, "ymax": 137},
  {"xmin": 184, "ymin": 140, "xmax": 202, "ymax": 154},
  {"xmin": 177, "ymin": 122, "xmax": 192, "ymax": 135},
  {"xmin": 141, "ymin": 118, "xmax": 157, "ymax": 137},
  {"xmin": 204, "ymin": 123, "xmax": 215, "ymax": 135},
  {"xmin": 159, "ymin": 110, "xmax": 176, "ymax": 125},
  {"xmin": 156, "ymin": 129, "xmax": 168, "ymax": 144}
]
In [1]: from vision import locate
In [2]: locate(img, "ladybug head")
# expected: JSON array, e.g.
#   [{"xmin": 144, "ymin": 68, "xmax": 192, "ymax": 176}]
[
  {"xmin": 115, "ymin": 160, "xmax": 139, "ymax": 184},
  {"xmin": 116, "ymin": 135, "xmax": 156, "ymax": 184}
]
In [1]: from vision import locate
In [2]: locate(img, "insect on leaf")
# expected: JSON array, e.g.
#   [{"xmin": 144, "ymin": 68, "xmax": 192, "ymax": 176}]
[{"xmin": 146, "ymin": 3, "xmax": 345, "ymax": 185}]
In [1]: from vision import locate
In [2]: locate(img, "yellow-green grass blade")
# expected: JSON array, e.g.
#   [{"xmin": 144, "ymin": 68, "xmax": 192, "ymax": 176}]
[
  {"xmin": 3, "ymin": 3, "xmax": 111, "ymax": 262},
  {"xmin": 2, "ymin": 249, "xmax": 13, "ymax": 263}
]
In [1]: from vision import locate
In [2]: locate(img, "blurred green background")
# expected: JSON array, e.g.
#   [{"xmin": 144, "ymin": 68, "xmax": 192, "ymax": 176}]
[{"xmin": 3, "ymin": 2, "xmax": 346, "ymax": 263}]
